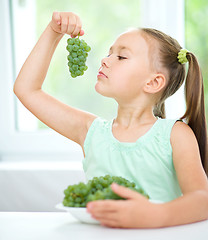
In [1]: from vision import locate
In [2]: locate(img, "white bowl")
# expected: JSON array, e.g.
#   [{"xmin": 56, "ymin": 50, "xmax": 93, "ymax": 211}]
[
  {"xmin": 55, "ymin": 203, "xmax": 99, "ymax": 224},
  {"xmin": 56, "ymin": 199, "xmax": 162, "ymax": 224}
]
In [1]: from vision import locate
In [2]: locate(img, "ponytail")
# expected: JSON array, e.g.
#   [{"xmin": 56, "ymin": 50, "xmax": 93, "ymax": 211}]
[{"xmin": 181, "ymin": 52, "xmax": 208, "ymax": 175}]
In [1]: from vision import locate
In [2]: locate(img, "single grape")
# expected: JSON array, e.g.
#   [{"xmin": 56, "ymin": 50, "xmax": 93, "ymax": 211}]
[
  {"xmin": 71, "ymin": 52, "xmax": 77, "ymax": 58},
  {"xmin": 72, "ymin": 65, "xmax": 78, "ymax": 71},
  {"xmin": 78, "ymin": 61, "xmax": 85, "ymax": 66},
  {"xmin": 67, "ymin": 38, "xmax": 74, "ymax": 45},
  {"xmin": 83, "ymin": 52, "xmax": 88, "ymax": 57},
  {"xmin": 78, "ymin": 55, "xmax": 85, "ymax": 61},
  {"xmin": 71, "ymin": 73, "xmax": 77, "ymax": 78},
  {"xmin": 85, "ymin": 46, "xmax": 91, "ymax": 52},
  {"xmin": 67, "ymin": 55, "xmax": 73, "ymax": 62},
  {"xmin": 74, "ymin": 38, "xmax": 80, "ymax": 45},
  {"xmin": 79, "ymin": 66, "xmax": 85, "ymax": 72},
  {"xmin": 66, "ymin": 45, "xmax": 73, "ymax": 52},
  {"xmin": 73, "ymin": 58, "xmax": 79, "ymax": 64},
  {"xmin": 73, "ymin": 45, "xmax": 79, "ymax": 51},
  {"xmin": 77, "ymin": 49, "xmax": 83, "ymax": 56},
  {"xmin": 76, "ymin": 70, "xmax": 82, "ymax": 76}
]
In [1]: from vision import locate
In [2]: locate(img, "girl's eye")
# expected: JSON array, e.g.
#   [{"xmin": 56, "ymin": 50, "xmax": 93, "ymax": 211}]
[
  {"xmin": 117, "ymin": 56, "xmax": 127, "ymax": 60},
  {"xmin": 106, "ymin": 54, "xmax": 127, "ymax": 60}
]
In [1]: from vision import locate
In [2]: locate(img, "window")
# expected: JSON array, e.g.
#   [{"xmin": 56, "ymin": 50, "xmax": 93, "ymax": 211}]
[
  {"xmin": 13, "ymin": 0, "xmax": 141, "ymax": 132},
  {"xmin": 0, "ymin": 0, "xmax": 185, "ymax": 161}
]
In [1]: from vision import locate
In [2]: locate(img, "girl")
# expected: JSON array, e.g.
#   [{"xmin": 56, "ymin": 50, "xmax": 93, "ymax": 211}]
[{"xmin": 14, "ymin": 12, "xmax": 208, "ymax": 228}]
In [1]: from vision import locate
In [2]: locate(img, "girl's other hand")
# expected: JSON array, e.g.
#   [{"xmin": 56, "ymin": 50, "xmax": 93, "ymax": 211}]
[
  {"xmin": 50, "ymin": 12, "xmax": 84, "ymax": 37},
  {"xmin": 87, "ymin": 183, "xmax": 164, "ymax": 228}
]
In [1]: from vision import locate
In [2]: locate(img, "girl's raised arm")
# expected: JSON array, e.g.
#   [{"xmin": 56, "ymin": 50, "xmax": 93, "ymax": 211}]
[{"xmin": 13, "ymin": 12, "xmax": 96, "ymax": 149}]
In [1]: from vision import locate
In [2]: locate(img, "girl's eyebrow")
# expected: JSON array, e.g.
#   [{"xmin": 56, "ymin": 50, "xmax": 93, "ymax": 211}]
[{"xmin": 109, "ymin": 45, "xmax": 132, "ymax": 53}]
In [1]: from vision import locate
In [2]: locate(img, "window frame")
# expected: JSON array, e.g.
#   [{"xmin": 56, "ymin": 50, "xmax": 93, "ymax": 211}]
[{"xmin": 0, "ymin": 0, "xmax": 185, "ymax": 161}]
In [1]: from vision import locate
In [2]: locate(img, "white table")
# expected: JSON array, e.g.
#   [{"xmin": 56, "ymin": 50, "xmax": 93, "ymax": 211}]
[{"xmin": 0, "ymin": 212, "xmax": 208, "ymax": 240}]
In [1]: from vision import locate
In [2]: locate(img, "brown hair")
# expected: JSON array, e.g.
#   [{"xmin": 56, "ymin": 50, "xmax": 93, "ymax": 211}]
[{"xmin": 140, "ymin": 28, "xmax": 208, "ymax": 176}]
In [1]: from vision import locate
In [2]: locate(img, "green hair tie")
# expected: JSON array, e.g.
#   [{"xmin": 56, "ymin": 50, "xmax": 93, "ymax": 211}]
[{"xmin": 177, "ymin": 49, "xmax": 188, "ymax": 64}]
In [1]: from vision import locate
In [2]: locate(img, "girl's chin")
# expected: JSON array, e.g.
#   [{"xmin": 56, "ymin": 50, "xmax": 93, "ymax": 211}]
[
  {"xmin": 95, "ymin": 83, "xmax": 110, "ymax": 97},
  {"xmin": 95, "ymin": 82, "xmax": 102, "ymax": 93},
  {"xmin": 95, "ymin": 85, "xmax": 104, "ymax": 95}
]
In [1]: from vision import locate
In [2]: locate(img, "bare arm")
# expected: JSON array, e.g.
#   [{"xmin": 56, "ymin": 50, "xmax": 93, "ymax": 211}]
[
  {"xmin": 160, "ymin": 121, "xmax": 208, "ymax": 226},
  {"xmin": 13, "ymin": 12, "xmax": 96, "ymax": 148}
]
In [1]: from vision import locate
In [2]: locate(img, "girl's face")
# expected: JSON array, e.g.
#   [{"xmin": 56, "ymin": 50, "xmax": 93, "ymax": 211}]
[{"xmin": 95, "ymin": 30, "xmax": 154, "ymax": 103}]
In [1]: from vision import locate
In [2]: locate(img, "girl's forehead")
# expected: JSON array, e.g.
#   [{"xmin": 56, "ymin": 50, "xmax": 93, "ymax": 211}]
[{"xmin": 113, "ymin": 30, "xmax": 149, "ymax": 54}]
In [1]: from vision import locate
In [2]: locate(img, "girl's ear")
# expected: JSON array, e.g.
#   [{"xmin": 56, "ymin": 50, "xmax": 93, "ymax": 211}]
[{"xmin": 143, "ymin": 74, "xmax": 166, "ymax": 94}]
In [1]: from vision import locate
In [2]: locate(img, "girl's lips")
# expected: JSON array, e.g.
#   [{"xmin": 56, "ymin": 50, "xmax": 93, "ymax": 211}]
[{"xmin": 97, "ymin": 71, "xmax": 108, "ymax": 78}]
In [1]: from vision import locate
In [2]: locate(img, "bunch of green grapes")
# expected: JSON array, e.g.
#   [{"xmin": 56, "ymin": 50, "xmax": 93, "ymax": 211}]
[
  {"xmin": 63, "ymin": 175, "xmax": 149, "ymax": 208},
  {"xmin": 66, "ymin": 36, "xmax": 91, "ymax": 78}
]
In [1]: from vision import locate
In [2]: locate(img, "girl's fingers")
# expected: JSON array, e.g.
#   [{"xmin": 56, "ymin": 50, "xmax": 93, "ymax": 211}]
[
  {"xmin": 99, "ymin": 219, "xmax": 121, "ymax": 228},
  {"xmin": 52, "ymin": 12, "xmax": 61, "ymax": 25},
  {"xmin": 66, "ymin": 13, "xmax": 77, "ymax": 36},
  {"xmin": 71, "ymin": 23, "xmax": 82, "ymax": 38},
  {"xmin": 79, "ymin": 29, "xmax": 84, "ymax": 36},
  {"xmin": 60, "ymin": 15, "xmax": 69, "ymax": 34},
  {"xmin": 91, "ymin": 209, "xmax": 118, "ymax": 220},
  {"xmin": 111, "ymin": 183, "xmax": 146, "ymax": 200},
  {"xmin": 87, "ymin": 200, "xmax": 120, "ymax": 213},
  {"xmin": 50, "ymin": 12, "xmax": 62, "ymax": 33},
  {"xmin": 70, "ymin": 14, "xmax": 82, "ymax": 37},
  {"xmin": 89, "ymin": 207, "xmax": 121, "ymax": 227},
  {"xmin": 93, "ymin": 212, "xmax": 123, "ymax": 228},
  {"xmin": 51, "ymin": 12, "xmax": 83, "ymax": 37}
]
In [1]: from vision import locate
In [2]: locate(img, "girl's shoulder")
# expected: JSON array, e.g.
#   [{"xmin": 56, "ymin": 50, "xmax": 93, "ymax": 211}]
[
  {"xmin": 170, "ymin": 120, "xmax": 200, "ymax": 163},
  {"xmin": 170, "ymin": 120, "xmax": 195, "ymax": 143}
]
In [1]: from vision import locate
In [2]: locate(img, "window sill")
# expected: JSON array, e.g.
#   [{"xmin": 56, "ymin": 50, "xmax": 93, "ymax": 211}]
[{"xmin": 0, "ymin": 160, "xmax": 83, "ymax": 171}]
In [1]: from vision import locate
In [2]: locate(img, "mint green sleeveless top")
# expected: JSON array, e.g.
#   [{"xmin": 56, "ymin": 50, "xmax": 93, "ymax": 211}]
[{"xmin": 83, "ymin": 117, "xmax": 182, "ymax": 202}]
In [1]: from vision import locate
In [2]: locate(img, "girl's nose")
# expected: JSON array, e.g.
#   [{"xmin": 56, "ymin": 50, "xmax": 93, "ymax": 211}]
[{"xmin": 101, "ymin": 56, "xmax": 110, "ymax": 68}]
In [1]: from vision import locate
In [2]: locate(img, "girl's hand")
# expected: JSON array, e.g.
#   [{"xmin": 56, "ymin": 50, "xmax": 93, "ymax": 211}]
[
  {"xmin": 50, "ymin": 12, "xmax": 84, "ymax": 37},
  {"xmin": 87, "ymin": 183, "xmax": 164, "ymax": 228}
]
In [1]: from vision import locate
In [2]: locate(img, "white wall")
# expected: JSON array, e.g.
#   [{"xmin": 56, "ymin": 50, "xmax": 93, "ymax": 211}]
[{"xmin": 0, "ymin": 161, "xmax": 85, "ymax": 211}]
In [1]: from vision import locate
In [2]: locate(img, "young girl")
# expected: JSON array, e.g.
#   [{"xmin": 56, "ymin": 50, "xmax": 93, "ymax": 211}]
[{"xmin": 14, "ymin": 12, "xmax": 208, "ymax": 228}]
